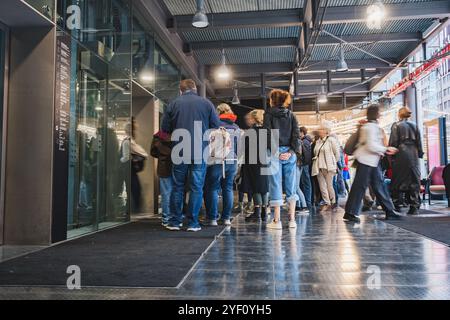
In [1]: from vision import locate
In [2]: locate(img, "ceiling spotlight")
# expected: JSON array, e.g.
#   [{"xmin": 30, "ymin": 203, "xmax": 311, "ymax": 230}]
[
  {"xmin": 232, "ymin": 83, "xmax": 240, "ymax": 105},
  {"xmin": 216, "ymin": 49, "xmax": 231, "ymax": 80},
  {"xmin": 336, "ymin": 44, "xmax": 348, "ymax": 72},
  {"xmin": 318, "ymin": 80, "xmax": 328, "ymax": 104},
  {"xmin": 192, "ymin": 0, "xmax": 209, "ymax": 28},
  {"xmin": 366, "ymin": 0, "xmax": 385, "ymax": 30}
]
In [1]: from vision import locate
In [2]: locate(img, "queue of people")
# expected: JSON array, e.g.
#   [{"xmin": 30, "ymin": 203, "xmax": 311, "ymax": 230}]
[{"xmin": 148, "ymin": 79, "xmax": 424, "ymax": 232}]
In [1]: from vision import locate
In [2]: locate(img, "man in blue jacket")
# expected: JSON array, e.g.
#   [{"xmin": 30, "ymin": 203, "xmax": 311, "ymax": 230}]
[{"xmin": 161, "ymin": 79, "xmax": 221, "ymax": 232}]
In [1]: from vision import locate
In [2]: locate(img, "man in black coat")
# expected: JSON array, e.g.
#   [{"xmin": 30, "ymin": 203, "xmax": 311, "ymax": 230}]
[
  {"xmin": 389, "ymin": 107, "xmax": 424, "ymax": 215},
  {"xmin": 299, "ymin": 127, "xmax": 313, "ymax": 209}
]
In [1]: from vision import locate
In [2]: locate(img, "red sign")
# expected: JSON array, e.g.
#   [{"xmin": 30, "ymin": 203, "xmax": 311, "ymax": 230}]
[{"xmin": 387, "ymin": 43, "xmax": 450, "ymax": 98}]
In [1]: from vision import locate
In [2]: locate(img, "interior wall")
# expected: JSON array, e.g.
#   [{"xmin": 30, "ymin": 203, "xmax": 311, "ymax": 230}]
[
  {"xmin": 3, "ymin": 26, "xmax": 55, "ymax": 245},
  {"xmin": 132, "ymin": 93, "xmax": 159, "ymax": 214}
]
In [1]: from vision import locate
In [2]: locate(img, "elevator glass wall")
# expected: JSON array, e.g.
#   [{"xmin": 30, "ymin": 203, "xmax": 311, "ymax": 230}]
[{"xmin": 56, "ymin": 0, "xmax": 132, "ymax": 238}]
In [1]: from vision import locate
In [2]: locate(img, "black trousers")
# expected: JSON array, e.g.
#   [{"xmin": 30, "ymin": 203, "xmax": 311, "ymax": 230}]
[
  {"xmin": 345, "ymin": 162, "xmax": 395, "ymax": 216},
  {"xmin": 391, "ymin": 179, "xmax": 421, "ymax": 210}
]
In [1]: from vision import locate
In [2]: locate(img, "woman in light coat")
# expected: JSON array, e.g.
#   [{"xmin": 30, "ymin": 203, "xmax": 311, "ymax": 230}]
[{"xmin": 311, "ymin": 123, "xmax": 341, "ymax": 211}]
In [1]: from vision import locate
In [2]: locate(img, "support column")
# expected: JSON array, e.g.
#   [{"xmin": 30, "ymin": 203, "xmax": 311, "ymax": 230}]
[
  {"xmin": 261, "ymin": 73, "xmax": 267, "ymax": 110},
  {"xmin": 199, "ymin": 64, "xmax": 207, "ymax": 98}
]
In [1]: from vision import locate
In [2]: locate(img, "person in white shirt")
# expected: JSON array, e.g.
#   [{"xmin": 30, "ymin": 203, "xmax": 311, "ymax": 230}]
[{"xmin": 343, "ymin": 104, "xmax": 401, "ymax": 223}]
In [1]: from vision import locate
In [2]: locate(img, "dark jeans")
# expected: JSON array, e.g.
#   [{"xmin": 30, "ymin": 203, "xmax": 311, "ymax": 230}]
[
  {"xmin": 300, "ymin": 165, "xmax": 312, "ymax": 209},
  {"xmin": 204, "ymin": 162, "xmax": 237, "ymax": 221},
  {"xmin": 345, "ymin": 163, "xmax": 395, "ymax": 216},
  {"xmin": 131, "ymin": 168, "xmax": 141, "ymax": 212},
  {"xmin": 170, "ymin": 163, "xmax": 207, "ymax": 228}
]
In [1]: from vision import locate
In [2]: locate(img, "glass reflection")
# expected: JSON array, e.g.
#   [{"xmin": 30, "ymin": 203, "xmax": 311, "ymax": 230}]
[{"xmin": 25, "ymin": 0, "xmax": 55, "ymax": 20}]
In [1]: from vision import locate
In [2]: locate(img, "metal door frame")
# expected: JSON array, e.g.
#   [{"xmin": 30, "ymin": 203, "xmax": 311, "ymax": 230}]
[{"xmin": 0, "ymin": 21, "xmax": 10, "ymax": 245}]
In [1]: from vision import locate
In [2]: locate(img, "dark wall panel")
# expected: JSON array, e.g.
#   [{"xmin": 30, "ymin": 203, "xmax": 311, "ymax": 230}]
[{"xmin": 4, "ymin": 26, "xmax": 55, "ymax": 245}]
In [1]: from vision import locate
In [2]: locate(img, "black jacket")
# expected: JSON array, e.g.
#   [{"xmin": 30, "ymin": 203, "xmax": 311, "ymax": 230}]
[
  {"xmin": 263, "ymin": 106, "xmax": 300, "ymax": 153},
  {"xmin": 301, "ymin": 135, "xmax": 313, "ymax": 166}
]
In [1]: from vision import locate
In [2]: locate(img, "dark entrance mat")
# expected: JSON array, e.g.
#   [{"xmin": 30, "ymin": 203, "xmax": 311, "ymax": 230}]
[
  {"xmin": 383, "ymin": 214, "xmax": 450, "ymax": 246},
  {"xmin": 0, "ymin": 219, "xmax": 224, "ymax": 288}
]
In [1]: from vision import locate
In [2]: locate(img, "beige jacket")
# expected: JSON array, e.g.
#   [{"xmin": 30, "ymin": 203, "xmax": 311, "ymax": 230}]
[{"xmin": 312, "ymin": 135, "xmax": 341, "ymax": 176}]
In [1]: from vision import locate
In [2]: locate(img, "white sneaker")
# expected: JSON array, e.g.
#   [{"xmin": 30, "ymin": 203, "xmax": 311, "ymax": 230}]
[
  {"xmin": 187, "ymin": 226, "xmax": 202, "ymax": 232},
  {"xmin": 289, "ymin": 220, "xmax": 297, "ymax": 229},
  {"xmin": 208, "ymin": 220, "xmax": 218, "ymax": 227},
  {"xmin": 166, "ymin": 225, "xmax": 181, "ymax": 231},
  {"xmin": 266, "ymin": 220, "xmax": 282, "ymax": 230},
  {"xmin": 223, "ymin": 219, "xmax": 232, "ymax": 226}
]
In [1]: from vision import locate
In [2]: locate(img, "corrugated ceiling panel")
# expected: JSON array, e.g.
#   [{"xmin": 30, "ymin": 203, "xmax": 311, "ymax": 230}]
[
  {"xmin": 309, "ymin": 41, "xmax": 411, "ymax": 61},
  {"xmin": 164, "ymin": 0, "xmax": 304, "ymax": 15},
  {"xmin": 194, "ymin": 47, "xmax": 296, "ymax": 65},
  {"xmin": 183, "ymin": 26, "xmax": 300, "ymax": 42},
  {"xmin": 321, "ymin": 19, "xmax": 434, "ymax": 36},
  {"xmin": 325, "ymin": 0, "xmax": 435, "ymax": 7}
]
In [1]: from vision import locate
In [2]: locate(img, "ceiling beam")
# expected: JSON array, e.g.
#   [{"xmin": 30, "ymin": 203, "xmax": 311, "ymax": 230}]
[
  {"xmin": 172, "ymin": 9, "xmax": 303, "ymax": 31},
  {"xmin": 316, "ymin": 32, "xmax": 422, "ymax": 45},
  {"xmin": 206, "ymin": 59, "xmax": 393, "ymax": 77},
  {"xmin": 301, "ymin": 59, "xmax": 394, "ymax": 71},
  {"xmin": 215, "ymin": 83, "xmax": 370, "ymax": 99},
  {"xmin": 190, "ymin": 32, "xmax": 421, "ymax": 51},
  {"xmin": 321, "ymin": 1, "xmax": 450, "ymax": 24},
  {"xmin": 207, "ymin": 63, "xmax": 293, "ymax": 76},
  {"xmin": 191, "ymin": 38, "xmax": 297, "ymax": 50}
]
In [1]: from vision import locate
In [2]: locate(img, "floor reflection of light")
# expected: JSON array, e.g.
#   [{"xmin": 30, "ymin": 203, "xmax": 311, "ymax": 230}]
[
  {"xmin": 337, "ymin": 225, "xmax": 362, "ymax": 297},
  {"xmin": 422, "ymin": 240, "xmax": 449, "ymax": 299}
]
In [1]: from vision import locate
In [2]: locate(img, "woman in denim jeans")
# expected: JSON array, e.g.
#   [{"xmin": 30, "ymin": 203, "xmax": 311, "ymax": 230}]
[{"xmin": 263, "ymin": 90, "xmax": 301, "ymax": 230}]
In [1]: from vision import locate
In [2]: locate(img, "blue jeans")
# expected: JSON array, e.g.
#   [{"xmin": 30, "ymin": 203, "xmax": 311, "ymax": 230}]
[
  {"xmin": 296, "ymin": 166, "xmax": 307, "ymax": 208},
  {"xmin": 170, "ymin": 163, "xmax": 207, "ymax": 228},
  {"xmin": 269, "ymin": 147, "xmax": 299, "ymax": 206},
  {"xmin": 204, "ymin": 162, "xmax": 238, "ymax": 221},
  {"xmin": 160, "ymin": 177, "xmax": 173, "ymax": 225},
  {"xmin": 300, "ymin": 165, "xmax": 312, "ymax": 209}
]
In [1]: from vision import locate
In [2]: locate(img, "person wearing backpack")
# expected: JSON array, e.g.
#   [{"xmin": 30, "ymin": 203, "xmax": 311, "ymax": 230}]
[
  {"xmin": 343, "ymin": 104, "xmax": 401, "ymax": 223},
  {"xmin": 204, "ymin": 104, "xmax": 241, "ymax": 226},
  {"xmin": 161, "ymin": 79, "xmax": 221, "ymax": 232},
  {"xmin": 264, "ymin": 89, "xmax": 301, "ymax": 230},
  {"xmin": 389, "ymin": 106, "xmax": 424, "ymax": 215}
]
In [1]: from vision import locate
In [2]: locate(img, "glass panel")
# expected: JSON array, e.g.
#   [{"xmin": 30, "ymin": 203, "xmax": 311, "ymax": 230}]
[
  {"xmin": 24, "ymin": 0, "xmax": 55, "ymax": 21},
  {"xmin": 154, "ymin": 43, "xmax": 180, "ymax": 103},
  {"xmin": 57, "ymin": 0, "xmax": 132, "ymax": 76},
  {"xmin": 132, "ymin": 11, "xmax": 155, "ymax": 92}
]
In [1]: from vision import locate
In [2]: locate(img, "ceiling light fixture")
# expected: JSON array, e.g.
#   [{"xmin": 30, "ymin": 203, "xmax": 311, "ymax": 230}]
[
  {"xmin": 192, "ymin": 0, "xmax": 209, "ymax": 28},
  {"xmin": 336, "ymin": 44, "xmax": 348, "ymax": 72},
  {"xmin": 317, "ymin": 80, "xmax": 328, "ymax": 104},
  {"xmin": 216, "ymin": 49, "xmax": 231, "ymax": 80},
  {"xmin": 232, "ymin": 82, "xmax": 240, "ymax": 105},
  {"xmin": 366, "ymin": 0, "xmax": 386, "ymax": 30}
]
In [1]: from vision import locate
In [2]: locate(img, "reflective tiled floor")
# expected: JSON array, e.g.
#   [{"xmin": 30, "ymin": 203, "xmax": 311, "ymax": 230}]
[{"xmin": 1, "ymin": 207, "xmax": 450, "ymax": 300}]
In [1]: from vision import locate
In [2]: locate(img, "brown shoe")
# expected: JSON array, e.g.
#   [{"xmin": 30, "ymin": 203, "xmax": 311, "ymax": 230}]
[{"xmin": 320, "ymin": 204, "xmax": 332, "ymax": 212}]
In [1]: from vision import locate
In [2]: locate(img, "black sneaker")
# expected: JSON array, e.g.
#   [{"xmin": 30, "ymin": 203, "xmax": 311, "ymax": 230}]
[
  {"xmin": 343, "ymin": 213, "xmax": 361, "ymax": 223},
  {"xmin": 385, "ymin": 211, "xmax": 402, "ymax": 220},
  {"xmin": 245, "ymin": 207, "xmax": 262, "ymax": 222},
  {"xmin": 407, "ymin": 207, "xmax": 419, "ymax": 215}
]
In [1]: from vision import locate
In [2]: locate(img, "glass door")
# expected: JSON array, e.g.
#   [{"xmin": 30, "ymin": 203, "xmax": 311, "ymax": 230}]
[{"xmin": 67, "ymin": 62, "xmax": 108, "ymax": 238}]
